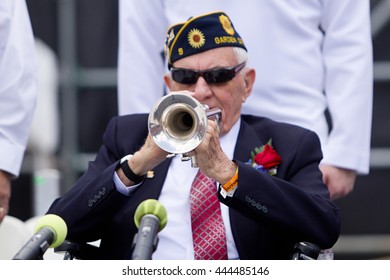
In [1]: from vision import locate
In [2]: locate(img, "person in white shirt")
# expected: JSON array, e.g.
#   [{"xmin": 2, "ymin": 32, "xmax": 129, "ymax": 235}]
[
  {"xmin": 117, "ymin": 0, "xmax": 373, "ymax": 200},
  {"xmin": 0, "ymin": 0, "xmax": 38, "ymax": 222}
]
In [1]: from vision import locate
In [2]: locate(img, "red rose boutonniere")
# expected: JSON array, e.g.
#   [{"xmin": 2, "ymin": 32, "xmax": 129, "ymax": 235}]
[{"xmin": 246, "ymin": 139, "xmax": 282, "ymax": 175}]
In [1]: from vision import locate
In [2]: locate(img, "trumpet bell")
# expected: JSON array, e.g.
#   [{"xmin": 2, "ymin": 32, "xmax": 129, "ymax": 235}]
[{"xmin": 148, "ymin": 93, "xmax": 208, "ymax": 154}]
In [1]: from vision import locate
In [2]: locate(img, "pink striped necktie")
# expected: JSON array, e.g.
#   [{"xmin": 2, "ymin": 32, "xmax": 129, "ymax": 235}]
[{"xmin": 190, "ymin": 170, "xmax": 228, "ymax": 260}]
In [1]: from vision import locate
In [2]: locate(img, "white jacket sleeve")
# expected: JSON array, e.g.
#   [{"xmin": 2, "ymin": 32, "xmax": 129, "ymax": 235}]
[
  {"xmin": 320, "ymin": 0, "xmax": 373, "ymax": 174},
  {"xmin": 117, "ymin": 0, "xmax": 168, "ymax": 115},
  {"xmin": 0, "ymin": 0, "xmax": 38, "ymax": 176}
]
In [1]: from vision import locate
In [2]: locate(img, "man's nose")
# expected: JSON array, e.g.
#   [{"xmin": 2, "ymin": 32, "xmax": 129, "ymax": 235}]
[{"xmin": 192, "ymin": 76, "xmax": 213, "ymax": 101}]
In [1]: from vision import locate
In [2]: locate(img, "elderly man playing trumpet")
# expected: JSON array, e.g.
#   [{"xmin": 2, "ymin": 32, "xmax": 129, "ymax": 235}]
[{"xmin": 47, "ymin": 11, "xmax": 340, "ymax": 260}]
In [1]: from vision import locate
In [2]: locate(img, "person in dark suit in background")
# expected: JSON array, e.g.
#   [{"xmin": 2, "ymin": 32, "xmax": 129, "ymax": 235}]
[{"xmin": 47, "ymin": 11, "xmax": 340, "ymax": 260}]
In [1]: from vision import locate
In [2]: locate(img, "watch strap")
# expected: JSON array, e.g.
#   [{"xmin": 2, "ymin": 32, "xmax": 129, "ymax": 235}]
[{"xmin": 120, "ymin": 159, "xmax": 145, "ymax": 184}]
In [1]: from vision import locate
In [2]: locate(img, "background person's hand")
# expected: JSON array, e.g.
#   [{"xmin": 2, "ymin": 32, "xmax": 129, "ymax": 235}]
[
  {"xmin": 0, "ymin": 170, "xmax": 11, "ymax": 223},
  {"xmin": 320, "ymin": 164, "xmax": 357, "ymax": 200}
]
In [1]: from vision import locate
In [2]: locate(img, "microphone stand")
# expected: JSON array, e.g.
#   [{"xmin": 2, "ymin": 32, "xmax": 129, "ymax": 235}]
[{"xmin": 131, "ymin": 214, "xmax": 160, "ymax": 260}]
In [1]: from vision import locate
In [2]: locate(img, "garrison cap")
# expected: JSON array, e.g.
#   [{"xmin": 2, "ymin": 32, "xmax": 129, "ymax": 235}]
[{"xmin": 164, "ymin": 11, "xmax": 247, "ymax": 69}]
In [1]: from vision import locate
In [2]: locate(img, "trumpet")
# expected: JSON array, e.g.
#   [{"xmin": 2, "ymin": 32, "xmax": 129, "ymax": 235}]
[{"xmin": 148, "ymin": 92, "xmax": 221, "ymax": 167}]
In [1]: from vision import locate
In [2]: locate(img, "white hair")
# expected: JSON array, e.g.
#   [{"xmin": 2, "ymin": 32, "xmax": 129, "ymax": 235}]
[
  {"xmin": 232, "ymin": 47, "xmax": 248, "ymax": 64},
  {"xmin": 232, "ymin": 47, "xmax": 249, "ymax": 78}
]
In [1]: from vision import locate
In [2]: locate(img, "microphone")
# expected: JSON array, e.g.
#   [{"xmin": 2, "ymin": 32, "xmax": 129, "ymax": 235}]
[
  {"xmin": 131, "ymin": 199, "xmax": 167, "ymax": 260},
  {"xmin": 13, "ymin": 214, "xmax": 67, "ymax": 260}
]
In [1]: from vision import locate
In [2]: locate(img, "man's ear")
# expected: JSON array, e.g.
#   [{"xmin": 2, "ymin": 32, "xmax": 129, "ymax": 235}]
[
  {"xmin": 243, "ymin": 68, "xmax": 256, "ymax": 102},
  {"xmin": 164, "ymin": 74, "xmax": 173, "ymax": 91}
]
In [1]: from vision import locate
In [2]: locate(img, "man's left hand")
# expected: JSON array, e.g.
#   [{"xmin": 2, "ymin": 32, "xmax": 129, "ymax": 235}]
[{"xmin": 193, "ymin": 120, "xmax": 236, "ymax": 184}]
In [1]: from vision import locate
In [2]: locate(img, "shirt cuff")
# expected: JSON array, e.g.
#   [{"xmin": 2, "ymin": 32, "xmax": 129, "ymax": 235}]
[
  {"xmin": 113, "ymin": 162, "xmax": 143, "ymax": 196},
  {"xmin": 219, "ymin": 183, "xmax": 237, "ymax": 199}
]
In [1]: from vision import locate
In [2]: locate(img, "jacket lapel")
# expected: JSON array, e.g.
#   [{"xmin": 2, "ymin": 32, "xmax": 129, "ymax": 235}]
[
  {"xmin": 233, "ymin": 118, "xmax": 267, "ymax": 163},
  {"xmin": 230, "ymin": 118, "xmax": 267, "ymax": 259}
]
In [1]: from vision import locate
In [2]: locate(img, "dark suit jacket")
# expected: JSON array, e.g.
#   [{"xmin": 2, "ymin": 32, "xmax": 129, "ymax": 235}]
[{"xmin": 48, "ymin": 114, "xmax": 340, "ymax": 259}]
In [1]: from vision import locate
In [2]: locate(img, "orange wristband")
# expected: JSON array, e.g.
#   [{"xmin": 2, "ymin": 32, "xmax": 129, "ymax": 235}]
[{"xmin": 221, "ymin": 167, "xmax": 238, "ymax": 193}]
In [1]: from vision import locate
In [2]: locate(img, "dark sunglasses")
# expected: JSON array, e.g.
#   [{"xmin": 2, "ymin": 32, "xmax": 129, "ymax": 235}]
[{"xmin": 171, "ymin": 62, "xmax": 246, "ymax": 85}]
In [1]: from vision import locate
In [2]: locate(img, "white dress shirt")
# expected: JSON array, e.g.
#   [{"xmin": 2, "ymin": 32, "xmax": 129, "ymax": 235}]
[
  {"xmin": 114, "ymin": 119, "xmax": 241, "ymax": 259},
  {"xmin": 118, "ymin": 0, "xmax": 373, "ymax": 174},
  {"xmin": 0, "ymin": 0, "xmax": 37, "ymax": 176}
]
